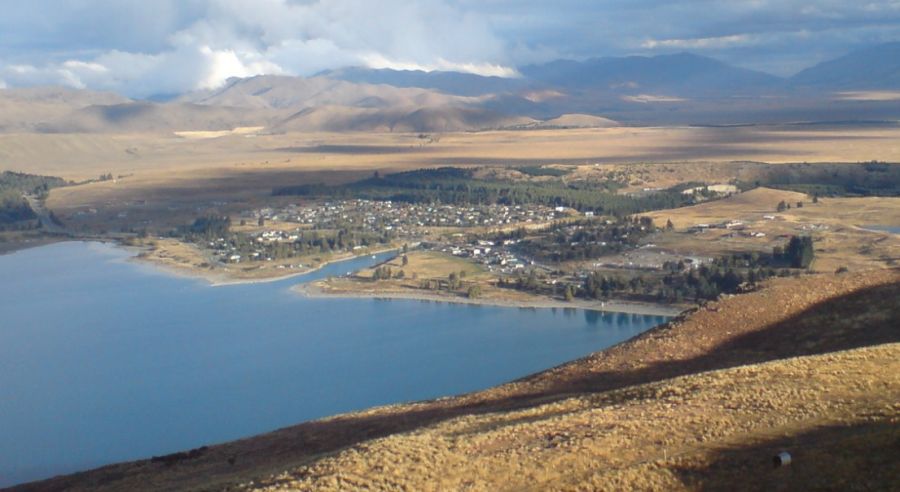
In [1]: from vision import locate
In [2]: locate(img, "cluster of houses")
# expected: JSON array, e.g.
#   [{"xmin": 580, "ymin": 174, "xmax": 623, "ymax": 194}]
[
  {"xmin": 592, "ymin": 247, "xmax": 713, "ymax": 271},
  {"xmin": 432, "ymin": 238, "xmax": 534, "ymax": 274},
  {"xmin": 247, "ymin": 200, "xmax": 568, "ymax": 233},
  {"xmin": 203, "ymin": 236, "xmax": 299, "ymax": 265},
  {"xmin": 253, "ymin": 230, "xmax": 300, "ymax": 243},
  {"xmin": 687, "ymin": 220, "xmax": 766, "ymax": 238},
  {"xmin": 681, "ymin": 184, "xmax": 740, "ymax": 196},
  {"xmin": 209, "ymin": 200, "xmax": 568, "ymax": 265}
]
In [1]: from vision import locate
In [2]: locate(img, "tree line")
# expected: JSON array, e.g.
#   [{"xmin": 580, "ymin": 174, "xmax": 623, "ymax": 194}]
[
  {"xmin": 498, "ymin": 237, "xmax": 814, "ymax": 304},
  {"xmin": 0, "ymin": 171, "xmax": 68, "ymax": 229},
  {"xmin": 273, "ymin": 167, "xmax": 698, "ymax": 217},
  {"xmin": 510, "ymin": 217, "xmax": 656, "ymax": 263},
  {"xmin": 176, "ymin": 215, "xmax": 393, "ymax": 262}
]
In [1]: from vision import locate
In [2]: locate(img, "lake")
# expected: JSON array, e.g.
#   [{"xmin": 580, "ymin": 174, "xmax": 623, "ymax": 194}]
[
  {"xmin": 0, "ymin": 242, "xmax": 669, "ymax": 486},
  {"xmin": 863, "ymin": 225, "xmax": 900, "ymax": 234}
]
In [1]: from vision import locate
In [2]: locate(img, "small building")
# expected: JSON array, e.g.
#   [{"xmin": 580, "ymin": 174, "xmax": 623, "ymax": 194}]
[{"xmin": 708, "ymin": 184, "xmax": 739, "ymax": 194}]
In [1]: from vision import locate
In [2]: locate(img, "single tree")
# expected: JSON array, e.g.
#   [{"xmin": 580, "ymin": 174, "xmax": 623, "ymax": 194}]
[{"xmin": 467, "ymin": 285, "xmax": 482, "ymax": 299}]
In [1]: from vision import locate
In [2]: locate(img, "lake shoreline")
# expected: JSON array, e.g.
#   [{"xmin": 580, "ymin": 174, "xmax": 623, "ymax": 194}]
[
  {"xmin": 6, "ymin": 238, "xmax": 685, "ymax": 316},
  {"xmin": 126, "ymin": 243, "xmax": 400, "ymax": 287},
  {"xmin": 295, "ymin": 282, "xmax": 687, "ymax": 317},
  {"xmin": 1, "ymin": 240, "xmax": 672, "ymax": 487}
]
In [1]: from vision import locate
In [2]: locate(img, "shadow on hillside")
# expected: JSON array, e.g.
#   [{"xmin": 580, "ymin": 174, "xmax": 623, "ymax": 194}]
[
  {"xmin": 552, "ymin": 280, "xmax": 900, "ymax": 396},
  {"xmin": 670, "ymin": 421, "xmax": 900, "ymax": 492},
  {"xmin": 14, "ymin": 280, "xmax": 899, "ymax": 491},
  {"xmin": 276, "ymin": 145, "xmax": 427, "ymax": 154}
]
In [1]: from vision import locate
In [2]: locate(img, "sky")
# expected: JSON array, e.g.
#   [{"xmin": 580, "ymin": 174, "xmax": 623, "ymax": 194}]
[{"xmin": 0, "ymin": 0, "xmax": 898, "ymax": 97}]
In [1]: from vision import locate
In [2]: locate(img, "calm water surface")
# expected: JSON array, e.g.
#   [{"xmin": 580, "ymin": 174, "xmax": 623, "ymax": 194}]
[
  {"xmin": 863, "ymin": 225, "xmax": 900, "ymax": 234},
  {"xmin": 0, "ymin": 242, "xmax": 668, "ymax": 486}
]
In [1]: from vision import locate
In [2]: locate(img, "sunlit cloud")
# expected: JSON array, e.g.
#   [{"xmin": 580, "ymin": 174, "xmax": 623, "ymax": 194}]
[
  {"xmin": 0, "ymin": 0, "xmax": 898, "ymax": 95},
  {"xmin": 642, "ymin": 34, "xmax": 758, "ymax": 50}
]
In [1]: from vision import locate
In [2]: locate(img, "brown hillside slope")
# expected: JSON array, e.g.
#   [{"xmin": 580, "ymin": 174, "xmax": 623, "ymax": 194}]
[
  {"xmin": 250, "ymin": 344, "xmax": 899, "ymax": 491},
  {"xmin": 14, "ymin": 270, "xmax": 899, "ymax": 491}
]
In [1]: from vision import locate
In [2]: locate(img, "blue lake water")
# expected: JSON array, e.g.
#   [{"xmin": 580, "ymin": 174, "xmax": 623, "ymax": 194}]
[
  {"xmin": 863, "ymin": 225, "xmax": 900, "ymax": 234},
  {"xmin": 0, "ymin": 242, "xmax": 669, "ymax": 486}
]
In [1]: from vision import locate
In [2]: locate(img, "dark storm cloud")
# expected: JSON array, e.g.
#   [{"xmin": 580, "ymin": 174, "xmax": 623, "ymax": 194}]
[{"xmin": 1, "ymin": 1, "xmax": 898, "ymax": 95}]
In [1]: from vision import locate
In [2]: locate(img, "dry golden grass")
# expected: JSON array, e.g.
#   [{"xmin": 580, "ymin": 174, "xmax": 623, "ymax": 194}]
[
  {"xmin": 5, "ymin": 125, "xmax": 890, "ymax": 240},
  {"xmin": 645, "ymin": 188, "xmax": 900, "ymax": 272},
  {"xmin": 250, "ymin": 344, "xmax": 899, "ymax": 492},
  {"xmin": 647, "ymin": 187, "xmax": 810, "ymax": 229},
  {"xmin": 313, "ymin": 250, "xmax": 547, "ymax": 307},
  {"xmin": 16, "ymin": 270, "xmax": 899, "ymax": 491},
  {"xmin": 354, "ymin": 250, "xmax": 488, "ymax": 281},
  {"xmin": 133, "ymin": 237, "xmax": 398, "ymax": 283},
  {"xmin": 4, "ymin": 125, "xmax": 900, "ymax": 183},
  {"xmin": 566, "ymin": 161, "xmax": 754, "ymax": 192},
  {"xmin": 173, "ymin": 127, "xmax": 265, "ymax": 139},
  {"xmin": 133, "ymin": 238, "xmax": 214, "ymax": 277}
]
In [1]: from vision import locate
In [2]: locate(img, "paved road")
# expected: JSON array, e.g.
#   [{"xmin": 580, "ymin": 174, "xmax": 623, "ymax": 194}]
[{"xmin": 23, "ymin": 194, "xmax": 70, "ymax": 235}]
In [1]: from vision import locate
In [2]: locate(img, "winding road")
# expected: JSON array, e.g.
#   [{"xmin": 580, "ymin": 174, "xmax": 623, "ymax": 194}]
[{"xmin": 23, "ymin": 194, "xmax": 69, "ymax": 236}]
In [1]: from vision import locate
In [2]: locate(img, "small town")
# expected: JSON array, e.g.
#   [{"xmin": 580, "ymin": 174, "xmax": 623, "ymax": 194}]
[
  {"xmin": 193, "ymin": 200, "xmax": 574, "ymax": 266},
  {"xmin": 246, "ymin": 199, "xmax": 572, "ymax": 232}
]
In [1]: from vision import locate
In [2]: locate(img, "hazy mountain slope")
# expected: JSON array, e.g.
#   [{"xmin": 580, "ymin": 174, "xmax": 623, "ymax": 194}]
[
  {"xmin": 40, "ymin": 102, "xmax": 282, "ymax": 133},
  {"xmin": 271, "ymin": 105, "xmax": 534, "ymax": 133},
  {"xmin": 5, "ymin": 46, "xmax": 900, "ymax": 134},
  {"xmin": 536, "ymin": 113, "xmax": 619, "ymax": 128},
  {"xmin": 174, "ymin": 75, "xmax": 529, "ymax": 132},
  {"xmin": 325, "ymin": 54, "xmax": 789, "ymax": 98},
  {"xmin": 180, "ymin": 74, "xmax": 477, "ymax": 110},
  {"xmin": 0, "ymin": 87, "xmax": 130, "ymax": 132},
  {"xmin": 0, "ymin": 76, "xmax": 523, "ymax": 133},
  {"xmin": 320, "ymin": 67, "xmax": 530, "ymax": 96},
  {"xmin": 522, "ymin": 53, "xmax": 784, "ymax": 95},
  {"xmin": 791, "ymin": 42, "xmax": 900, "ymax": 90}
]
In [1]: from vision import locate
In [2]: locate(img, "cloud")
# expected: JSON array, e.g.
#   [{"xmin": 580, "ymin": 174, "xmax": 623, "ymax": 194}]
[
  {"xmin": 642, "ymin": 34, "xmax": 758, "ymax": 50},
  {"xmin": 0, "ymin": 0, "xmax": 899, "ymax": 95},
  {"xmin": 0, "ymin": 0, "xmax": 514, "ymax": 97}
]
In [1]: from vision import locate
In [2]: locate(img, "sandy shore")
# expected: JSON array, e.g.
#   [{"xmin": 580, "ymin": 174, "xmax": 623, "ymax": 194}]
[
  {"xmin": 129, "ymin": 245, "xmax": 400, "ymax": 287},
  {"xmin": 5, "ymin": 236, "xmax": 683, "ymax": 316},
  {"xmin": 295, "ymin": 282, "xmax": 687, "ymax": 317}
]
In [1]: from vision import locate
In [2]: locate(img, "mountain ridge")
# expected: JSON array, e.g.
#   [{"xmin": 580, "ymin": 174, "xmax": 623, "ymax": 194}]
[{"xmin": 1, "ymin": 43, "xmax": 898, "ymax": 133}]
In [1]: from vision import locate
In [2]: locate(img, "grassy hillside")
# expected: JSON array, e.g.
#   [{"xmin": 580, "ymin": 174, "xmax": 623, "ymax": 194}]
[
  {"xmin": 250, "ymin": 344, "xmax": 898, "ymax": 491},
  {"xmin": 15, "ymin": 269, "xmax": 898, "ymax": 491}
]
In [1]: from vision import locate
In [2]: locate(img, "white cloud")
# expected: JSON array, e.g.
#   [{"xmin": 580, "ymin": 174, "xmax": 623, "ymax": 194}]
[
  {"xmin": 642, "ymin": 34, "xmax": 757, "ymax": 50},
  {"xmin": 359, "ymin": 53, "xmax": 519, "ymax": 77},
  {"xmin": 0, "ymin": 0, "xmax": 517, "ymax": 97},
  {"xmin": 1, "ymin": 0, "xmax": 899, "ymax": 94}
]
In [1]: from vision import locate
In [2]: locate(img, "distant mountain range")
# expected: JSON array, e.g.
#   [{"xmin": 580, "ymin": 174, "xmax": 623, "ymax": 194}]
[
  {"xmin": 1, "ymin": 43, "xmax": 898, "ymax": 134},
  {"xmin": 790, "ymin": 42, "xmax": 900, "ymax": 90},
  {"xmin": 325, "ymin": 43, "xmax": 900, "ymax": 96}
]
